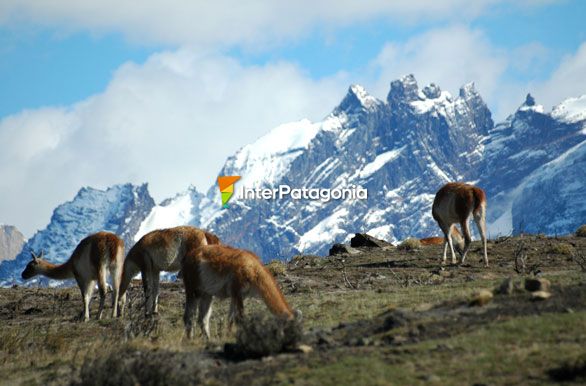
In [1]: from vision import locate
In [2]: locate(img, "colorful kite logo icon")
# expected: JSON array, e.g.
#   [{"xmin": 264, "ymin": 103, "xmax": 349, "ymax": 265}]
[{"xmin": 217, "ymin": 176, "xmax": 241, "ymax": 208}]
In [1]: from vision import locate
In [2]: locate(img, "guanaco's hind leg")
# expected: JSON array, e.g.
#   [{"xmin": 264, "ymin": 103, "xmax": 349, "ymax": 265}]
[
  {"xmin": 77, "ymin": 278, "xmax": 95, "ymax": 322},
  {"xmin": 96, "ymin": 266, "xmax": 108, "ymax": 320},
  {"xmin": 183, "ymin": 290, "xmax": 198, "ymax": 339},
  {"xmin": 439, "ymin": 222, "xmax": 457, "ymax": 265},
  {"xmin": 110, "ymin": 263, "xmax": 122, "ymax": 318},
  {"xmin": 474, "ymin": 207, "xmax": 489, "ymax": 267},
  {"xmin": 459, "ymin": 219, "xmax": 473, "ymax": 264},
  {"xmin": 197, "ymin": 294, "xmax": 213, "ymax": 340},
  {"xmin": 108, "ymin": 246, "xmax": 124, "ymax": 318},
  {"xmin": 152, "ymin": 271, "xmax": 160, "ymax": 314}
]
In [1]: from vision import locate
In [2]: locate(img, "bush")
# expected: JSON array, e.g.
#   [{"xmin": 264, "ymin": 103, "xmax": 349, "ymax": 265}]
[
  {"xmin": 576, "ymin": 225, "xmax": 586, "ymax": 237},
  {"xmin": 265, "ymin": 260, "xmax": 287, "ymax": 277},
  {"xmin": 397, "ymin": 238, "xmax": 422, "ymax": 251},
  {"xmin": 75, "ymin": 346, "xmax": 208, "ymax": 386},
  {"xmin": 229, "ymin": 312, "xmax": 303, "ymax": 359},
  {"xmin": 549, "ymin": 243, "xmax": 575, "ymax": 256}
]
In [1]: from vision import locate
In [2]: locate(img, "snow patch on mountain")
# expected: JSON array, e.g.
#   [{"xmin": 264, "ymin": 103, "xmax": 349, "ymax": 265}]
[
  {"xmin": 135, "ymin": 187, "xmax": 203, "ymax": 241},
  {"xmin": 359, "ymin": 146, "xmax": 405, "ymax": 179},
  {"xmin": 296, "ymin": 207, "xmax": 349, "ymax": 252},
  {"xmin": 552, "ymin": 95, "xmax": 586, "ymax": 124}
]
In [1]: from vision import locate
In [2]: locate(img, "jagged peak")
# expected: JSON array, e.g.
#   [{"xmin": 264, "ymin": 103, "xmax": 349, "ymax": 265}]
[
  {"xmin": 517, "ymin": 93, "xmax": 544, "ymax": 114},
  {"xmin": 459, "ymin": 82, "xmax": 478, "ymax": 99},
  {"xmin": 422, "ymin": 83, "xmax": 441, "ymax": 99},
  {"xmin": 388, "ymin": 74, "xmax": 420, "ymax": 103},
  {"xmin": 335, "ymin": 84, "xmax": 380, "ymax": 113}
]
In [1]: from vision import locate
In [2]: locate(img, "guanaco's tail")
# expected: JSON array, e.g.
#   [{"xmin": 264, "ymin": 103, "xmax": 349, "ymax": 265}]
[
  {"xmin": 251, "ymin": 263, "xmax": 293, "ymax": 319},
  {"xmin": 119, "ymin": 245, "xmax": 142, "ymax": 298},
  {"xmin": 472, "ymin": 187, "xmax": 487, "ymax": 217}
]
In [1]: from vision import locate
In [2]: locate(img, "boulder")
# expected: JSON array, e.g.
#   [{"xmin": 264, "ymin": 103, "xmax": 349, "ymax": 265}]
[
  {"xmin": 350, "ymin": 233, "xmax": 393, "ymax": 249},
  {"xmin": 525, "ymin": 278, "xmax": 551, "ymax": 292},
  {"xmin": 329, "ymin": 243, "xmax": 361, "ymax": 256}
]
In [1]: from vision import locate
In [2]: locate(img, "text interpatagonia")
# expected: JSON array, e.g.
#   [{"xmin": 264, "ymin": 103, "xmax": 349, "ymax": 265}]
[{"xmin": 239, "ymin": 184, "xmax": 368, "ymax": 202}]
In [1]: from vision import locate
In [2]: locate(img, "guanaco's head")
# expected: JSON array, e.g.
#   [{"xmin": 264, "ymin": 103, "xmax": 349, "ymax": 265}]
[
  {"xmin": 21, "ymin": 251, "xmax": 45, "ymax": 280},
  {"xmin": 451, "ymin": 228, "xmax": 465, "ymax": 256}
]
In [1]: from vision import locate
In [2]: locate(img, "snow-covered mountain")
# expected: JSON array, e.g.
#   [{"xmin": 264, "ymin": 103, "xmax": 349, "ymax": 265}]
[
  {"xmin": 1, "ymin": 75, "xmax": 585, "ymax": 286},
  {"xmin": 0, "ymin": 225, "xmax": 25, "ymax": 262},
  {"xmin": 480, "ymin": 94, "xmax": 586, "ymax": 234},
  {"xmin": 0, "ymin": 183, "xmax": 155, "ymax": 286},
  {"xmin": 135, "ymin": 76, "xmax": 586, "ymax": 260}
]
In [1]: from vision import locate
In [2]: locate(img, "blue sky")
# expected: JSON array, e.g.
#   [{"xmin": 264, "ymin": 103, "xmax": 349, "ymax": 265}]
[
  {"xmin": 1, "ymin": 1, "xmax": 585, "ymax": 117},
  {"xmin": 0, "ymin": 0, "xmax": 585, "ymax": 236}
]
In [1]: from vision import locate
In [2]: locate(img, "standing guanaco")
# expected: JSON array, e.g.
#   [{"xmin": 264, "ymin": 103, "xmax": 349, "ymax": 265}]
[
  {"xmin": 118, "ymin": 226, "xmax": 220, "ymax": 316},
  {"xmin": 21, "ymin": 232, "xmax": 124, "ymax": 321},
  {"xmin": 432, "ymin": 182, "xmax": 488, "ymax": 266}
]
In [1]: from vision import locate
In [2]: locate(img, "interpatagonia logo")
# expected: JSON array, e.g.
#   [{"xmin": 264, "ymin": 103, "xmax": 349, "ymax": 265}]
[{"xmin": 217, "ymin": 176, "xmax": 241, "ymax": 209}]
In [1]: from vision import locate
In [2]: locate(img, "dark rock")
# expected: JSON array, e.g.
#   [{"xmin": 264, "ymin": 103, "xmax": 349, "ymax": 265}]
[
  {"xmin": 329, "ymin": 243, "xmax": 361, "ymax": 256},
  {"xmin": 525, "ymin": 277, "xmax": 551, "ymax": 292},
  {"xmin": 378, "ymin": 310, "xmax": 411, "ymax": 332},
  {"xmin": 350, "ymin": 233, "xmax": 393, "ymax": 249}
]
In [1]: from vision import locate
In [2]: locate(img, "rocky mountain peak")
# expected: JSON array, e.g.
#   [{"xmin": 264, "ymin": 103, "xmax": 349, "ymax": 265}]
[
  {"xmin": 387, "ymin": 74, "xmax": 421, "ymax": 103},
  {"xmin": 335, "ymin": 84, "xmax": 380, "ymax": 114},
  {"xmin": 422, "ymin": 83, "xmax": 441, "ymax": 99},
  {"xmin": 524, "ymin": 93, "xmax": 536, "ymax": 107},
  {"xmin": 0, "ymin": 225, "xmax": 25, "ymax": 262}
]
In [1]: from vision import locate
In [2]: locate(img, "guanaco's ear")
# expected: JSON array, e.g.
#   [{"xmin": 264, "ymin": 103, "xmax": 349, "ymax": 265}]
[
  {"xmin": 30, "ymin": 251, "xmax": 38, "ymax": 261},
  {"xmin": 39, "ymin": 250, "xmax": 44, "ymax": 259}
]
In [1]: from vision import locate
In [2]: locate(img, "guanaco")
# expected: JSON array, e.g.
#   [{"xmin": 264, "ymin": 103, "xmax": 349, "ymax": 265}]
[
  {"xmin": 181, "ymin": 244, "xmax": 295, "ymax": 339},
  {"xmin": 21, "ymin": 232, "xmax": 124, "ymax": 321},
  {"xmin": 432, "ymin": 182, "xmax": 488, "ymax": 266},
  {"xmin": 118, "ymin": 226, "xmax": 220, "ymax": 316}
]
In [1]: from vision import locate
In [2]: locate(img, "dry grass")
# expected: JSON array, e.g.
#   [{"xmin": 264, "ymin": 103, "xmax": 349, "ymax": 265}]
[
  {"xmin": 549, "ymin": 242, "xmax": 576, "ymax": 256},
  {"xmin": 0, "ymin": 234, "xmax": 585, "ymax": 385},
  {"xmin": 397, "ymin": 238, "xmax": 422, "ymax": 251},
  {"xmin": 576, "ymin": 224, "xmax": 586, "ymax": 238}
]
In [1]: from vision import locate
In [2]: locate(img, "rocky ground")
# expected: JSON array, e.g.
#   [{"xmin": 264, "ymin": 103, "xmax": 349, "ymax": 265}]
[{"xmin": 1, "ymin": 234, "xmax": 585, "ymax": 385}]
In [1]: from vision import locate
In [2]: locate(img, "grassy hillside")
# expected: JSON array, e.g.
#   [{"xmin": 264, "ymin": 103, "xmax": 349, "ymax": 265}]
[{"xmin": 1, "ymin": 234, "xmax": 585, "ymax": 385}]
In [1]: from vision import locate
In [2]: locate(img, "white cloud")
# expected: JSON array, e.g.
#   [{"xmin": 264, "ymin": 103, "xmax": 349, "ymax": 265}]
[
  {"xmin": 0, "ymin": 50, "xmax": 347, "ymax": 236},
  {"xmin": 0, "ymin": 0, "xmax": 546, "ymax": 48},
  {"xmin": 365, "ymin": 25, "xmax": 511, "ymax": 117},
  {"xmin": 363, "ymin": 25, "xmax": 586, "ymax": 120},
  {"xmin": 534, "ymin": 42, "xmax": 586, "ymax": 109}
]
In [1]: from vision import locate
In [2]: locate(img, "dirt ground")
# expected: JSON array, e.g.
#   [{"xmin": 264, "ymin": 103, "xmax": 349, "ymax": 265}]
[{"xmin": 1, "ymin": 234, "xmax": 585, "ymax": 385}]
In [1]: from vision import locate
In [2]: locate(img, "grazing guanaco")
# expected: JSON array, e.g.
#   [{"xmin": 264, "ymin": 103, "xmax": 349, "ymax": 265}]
[
  {"xmin": 118, "ymin": 226, "xmax": 220, "ymax": 316},
  {"xmin": 21, "ymin": 232, "xmax": 124, "ymax": 321},
  {"xmin": 432, "ymin": 182, "xmax": 488, "ymax": 266},
  {"xmin": 181, "ymin": 244, "xmax": 295, "ymax": 340}
]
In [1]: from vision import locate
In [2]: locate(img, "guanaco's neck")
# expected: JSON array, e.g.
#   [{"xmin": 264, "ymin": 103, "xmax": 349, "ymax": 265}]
[{"xmin": 39, "ymin": 260, "xmax": 74, "ymax": 280}]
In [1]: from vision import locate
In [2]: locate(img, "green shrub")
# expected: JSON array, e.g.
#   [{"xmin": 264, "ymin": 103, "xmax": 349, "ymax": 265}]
[
  {"xmin": 575, "ymin": 225, "xmax": 586, "ymax": 238},
  {"xmin": 549, "ymin": 243, "xmax": 575, "ymax": 256},
  {"xmin": 231, "ymin": 312, "xmax": 303, "ymax": 359},
  {"xmin": 397, "ymin": 238, "xmax": 422, "ymax": 251},
  {"xmin": 265, "ymin": 259, "xmax": 287, "ymax": 277},
  {"xmin": 76, "ymin": 346, "xmax": 207, "ymax": 386}
]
